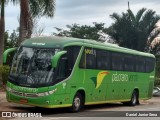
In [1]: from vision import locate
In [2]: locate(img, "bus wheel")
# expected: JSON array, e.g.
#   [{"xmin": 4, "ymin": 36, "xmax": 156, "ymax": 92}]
[
  {"xmin": 70, "ymin": 93, "xmax": 83, "ymax": 112},
  {"xmin": 129, "ymin": 91, "xmax": 138, "ymax": 106}
]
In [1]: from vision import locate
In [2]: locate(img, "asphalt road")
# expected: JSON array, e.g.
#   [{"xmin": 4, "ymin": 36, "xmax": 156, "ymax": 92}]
[{"xmin": 0, "ymin": 97, "xmax": 159, "ymax": 120}]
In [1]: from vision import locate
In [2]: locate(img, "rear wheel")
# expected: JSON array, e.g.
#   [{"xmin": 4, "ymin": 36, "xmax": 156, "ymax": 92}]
[
  {"xmin": 70, "ymin": 93, "xmax": 83, "ymax": 112},
  {"xmin": 129, "ymin": 91, "xmax": 138, "ymax": 106},
  {"xmin": 123, "ymin": 90, "xmax": 138, "ymax": 106}
]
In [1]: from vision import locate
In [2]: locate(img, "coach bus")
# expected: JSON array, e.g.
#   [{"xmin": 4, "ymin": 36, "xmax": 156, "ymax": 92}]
[{"xmin": 3, "ymin": 36, "xmax": 155, "ymax": 112}]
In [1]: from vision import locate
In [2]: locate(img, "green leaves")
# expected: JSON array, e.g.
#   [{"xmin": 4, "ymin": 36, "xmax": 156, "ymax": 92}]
[
  {"xmin": 53, "ymin": 22, "xmax": 106, "ymax": 42},
  {"xmin": 29, "ymin": 0, "xmax": 55, "ymax": 18},
  {"xmin": 107, "ymin": 8, "xmax": 160, "ymax": 52}
]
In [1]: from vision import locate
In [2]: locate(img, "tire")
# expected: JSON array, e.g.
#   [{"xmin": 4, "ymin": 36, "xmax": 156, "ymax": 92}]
[
  {"xmin": 129, "ymin": 91, "xmax": 138, "ymax": 106},
  {"xmin": 123, "ymin": 90, "xmax": 138, "ymax": 106},
  {"xmin": 70, "ymin": 93, "xmax": 83, "ymax": 112}
]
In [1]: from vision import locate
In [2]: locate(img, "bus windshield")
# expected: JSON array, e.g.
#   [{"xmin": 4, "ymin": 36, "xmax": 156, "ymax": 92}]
[{"xmin": 9, "ymin": 47, "xmax": 60, "ymax": 87}]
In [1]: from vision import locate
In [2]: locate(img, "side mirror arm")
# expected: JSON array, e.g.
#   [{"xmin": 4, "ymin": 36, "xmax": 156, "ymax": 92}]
[
  {"xmin": 51, "ymin": 51, "xmax": 67, "ymax": 68},
  {"xmin": 3, "ymin": 47, "xmax": 17, "ymax": 65}
]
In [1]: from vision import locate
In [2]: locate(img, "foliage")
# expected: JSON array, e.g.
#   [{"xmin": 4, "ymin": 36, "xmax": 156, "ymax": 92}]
[
  {"xmin": 0, "ymin": 65, "xmax": 10, "ymax": 86},
  {"xmin": 107, "ymin": 8, "xmax": 160, "ymax": 52},
  {"xmin": 9, "ymin": 30, "xmax": 19, "ymax": 47},
  {"xmin": 154, "ymin": 55, "xmax": 160, "ymax": 86},
  {"xmin": 11, "ymin": 0, "xmax": 55, "ymax": 17},
  {"xmin": 32, "ymin": 18, "xmax": 45, "ymax": 37},
  {"xmin": 4, "ymin": 31, "xmax": 9, "ymax": 49},
  {"xmin": 0, "ymin": 0, "xmax": 5, "ymax": 65},
  {"xmin": 53, "ymin": 22, "xmax": 107, "ymax": 42},
  {"xmin": 4, "ymin": 30, "xmax": 19, "ymax": 49},
  {"xmin": 10, "ymin": 0, "xmax": 56, "ymax": 45},
  {"xmin": 147, "ymin": 20, "xmax": 160, "ymax": 55}
]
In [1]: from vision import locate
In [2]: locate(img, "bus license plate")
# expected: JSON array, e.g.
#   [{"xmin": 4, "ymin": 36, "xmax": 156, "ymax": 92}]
[{"xmin": 20, "ymin": 99, "xmax": 28, "ymax": 103}]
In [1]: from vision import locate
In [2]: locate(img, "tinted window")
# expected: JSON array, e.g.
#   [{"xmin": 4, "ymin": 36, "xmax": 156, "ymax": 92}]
[
  {"xmin": 55, "ymin": 55, "xmax": 68, "ymax": 81},
  {"xmin": 124, "ymin": 54, "xmax": 136, "ymax": 72},
  {"xmin": 146, "ymin": 58, "xmax": 155, "ymax": 72},
  {"xmin": 136, "ymin": 56, "xmax": 145, "ymax": 72},
  {"xmin": 96, "ymin": 50, "xmax": 111, "ymax": 70},
  {"xmin": 112, "ymin": 52, "xmax": 124, "ymax": 71},
  {"xmin": 64, "ymin": 46, "xmax": 81, "ymax": 70},
  {"xmin": 79, "ymin": 48, "xmax": 96, "ymax": 69},
  {"xmin": 55, "ymin": 46, "xmax": 81, "ymax": 82}
]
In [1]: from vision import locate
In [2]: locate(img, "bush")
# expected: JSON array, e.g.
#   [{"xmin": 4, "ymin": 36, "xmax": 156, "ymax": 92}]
[
  {"xmin": 155, "ymin": 56, "xmax": 160, "ymax": 86},
  {"xmin": 0, "ymin": 65, "xmax": 10, "ymax": 86},
  {"xmin": 155, "ymin": 77, "xmax": 160, "ymax": 87}
]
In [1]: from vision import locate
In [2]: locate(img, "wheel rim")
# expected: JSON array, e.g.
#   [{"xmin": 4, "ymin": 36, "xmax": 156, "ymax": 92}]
[
  {"xmin": 132, "ymin": 93, "xmax": 137, "ymax": 104},
  {"xmin": 74, "ymin": 97, "xmax": 81, "ymax": 110}
]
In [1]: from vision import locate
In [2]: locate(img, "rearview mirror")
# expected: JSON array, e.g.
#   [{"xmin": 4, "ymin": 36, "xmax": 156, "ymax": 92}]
[
  {"xmin": 3, "ymin": 47, "xmax": 17, "ymax": 65},
  {"xmin": 51, "ymin": 51, "xmax": 67, "ymax": 68}
]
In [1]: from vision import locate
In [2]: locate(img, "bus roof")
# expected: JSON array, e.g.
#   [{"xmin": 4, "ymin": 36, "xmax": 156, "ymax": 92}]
[{"xmin": 22, "ymin": 36, "xmax": 155, "ymax": 58}]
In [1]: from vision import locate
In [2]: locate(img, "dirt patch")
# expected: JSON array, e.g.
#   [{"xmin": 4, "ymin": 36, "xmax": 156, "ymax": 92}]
[{"xmin": 140, "ymin": 97, "xmax": 160, "ymax": 105}]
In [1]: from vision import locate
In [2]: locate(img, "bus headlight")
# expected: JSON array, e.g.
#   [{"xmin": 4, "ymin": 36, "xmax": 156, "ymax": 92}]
[{"xmin": 36, "ymin": 89, "xmax": 57, "ymax": 97}]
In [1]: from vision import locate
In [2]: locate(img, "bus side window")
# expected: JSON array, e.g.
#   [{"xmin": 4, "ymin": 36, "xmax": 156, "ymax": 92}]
[
  {"xmin": 124, "ymin": 54, "xmax": 136, "ymax": 72},
  {"xmin": 145, "ymin": 58, "xmax": 155, "ymax": 72},
  {"xmin": 96, "ymin": 50, "xmax": 111, "ymax": 70},
  {"xmin": 79, "ymin": 47, "xmax": 96, "ymax": 69},
  {"xmin": 112, "ymin": 52, "xmax": 124, "ymax": 71},
  {"xmin": 79, "ymin": 53, "xmax": 85, "ymax": 68},
  {"xmin": 64, "ymin": 46, "xmax": 81, "ymax": 73},
  {"xmin": 86, "ymin": 52, "xmax": 96, "ymax": 69},
  {"xmin": 55, "ymin": 55, "xmax": 68, "ymax": 81},
  {"xmin": 136, "ymin": 56, "xmax": 145, "ymax": 72}
]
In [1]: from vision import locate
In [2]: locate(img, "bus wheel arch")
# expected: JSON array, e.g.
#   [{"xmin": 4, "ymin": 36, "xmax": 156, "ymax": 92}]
[
  {"xmin": 70, "ymin": 90, "xmax": 85, "ymax": 112},
  {"xmin": 123, "ymin": 88, "xmax": 139, "ymax": 106}
]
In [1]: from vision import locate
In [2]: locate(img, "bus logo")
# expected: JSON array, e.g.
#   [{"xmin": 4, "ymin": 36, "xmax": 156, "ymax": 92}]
[{"xmin": 91, "ymin": 71, "xmax": 109, "ymax": 89}]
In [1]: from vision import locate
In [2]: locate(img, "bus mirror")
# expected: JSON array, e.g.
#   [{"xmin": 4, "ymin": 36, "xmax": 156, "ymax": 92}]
[
  {"xmin": 51, "ymin": 51, "xmax": 67, "ymax": 68},
  {"xmin": 3, "ymin": 47, "xmax": 17, "ymax": 65}
]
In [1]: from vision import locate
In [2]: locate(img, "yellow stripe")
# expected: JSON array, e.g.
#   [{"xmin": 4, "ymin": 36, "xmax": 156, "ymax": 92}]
[
  {"xmin": 85, "ymin": 99, "xmax": 130, "ymax": 105},
  {"xmin": 85, "ymin": 97, "xmax": 152, "ymax": 105},
  {"xmin": 8, "ymin": 100, "xmax": 72, "ymax": 108},
  {"xmin": 8, "ymin": 97, "xmax": 151, "ymax": 109}
]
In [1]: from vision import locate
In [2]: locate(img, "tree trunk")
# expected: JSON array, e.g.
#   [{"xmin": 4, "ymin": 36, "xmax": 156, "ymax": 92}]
[
  {"xmin": 0, "ymin": 0, "xmax": 5, "ymax": 89},
  {"xmin": 18, "ymin": 0, "xmax": 33, "ymax": 46},
  {"xmin": 0, "ymin": 0, "xmax": 5, "ymax": 65}
]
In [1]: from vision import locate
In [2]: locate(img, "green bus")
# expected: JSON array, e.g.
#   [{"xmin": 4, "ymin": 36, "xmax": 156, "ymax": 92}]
[{"xmin": 3, "ymin": 36, "xmax": 155, "ymax": 112}]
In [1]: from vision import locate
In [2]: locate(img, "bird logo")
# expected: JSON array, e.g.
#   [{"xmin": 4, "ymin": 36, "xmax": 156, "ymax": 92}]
[{"xmin": 91, "ymin": 71, "xmax": 110, "ymax": 89}]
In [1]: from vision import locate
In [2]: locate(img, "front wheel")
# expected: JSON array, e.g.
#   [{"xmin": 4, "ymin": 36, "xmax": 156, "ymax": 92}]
[{"xmin": 70, "ymin": 93, "xmax": 83, "ymax": 112}]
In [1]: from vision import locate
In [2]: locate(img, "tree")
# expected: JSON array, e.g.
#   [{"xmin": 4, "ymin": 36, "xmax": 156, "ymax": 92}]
[
  {"xmin": 32, "ymin": 18, "xmax": 45, "ymax": 37},
  {"xmin": 8, "ymin": 29, "xmax": 19, "ymax": 48},
  {"xmin": 0, "ymin": 0, "xmax": 6, "ymax": 65},
  {"xmin": 147, "ymin": 20, "xmax": 160, "ymax": 54},
  {"xmin": 107, "ymin": 8, "xmax": 160, "ymax": 52},
  {"xmin": 0, "ymin": 0, "xmax": 55, "ymax": 64},
  {"xmin": 11, "ymin": 0, "xmax": 55, "ymax": 45},
  {"xmin": 53, "ymin": 22, "xmax": 107, "ymax": 42}
]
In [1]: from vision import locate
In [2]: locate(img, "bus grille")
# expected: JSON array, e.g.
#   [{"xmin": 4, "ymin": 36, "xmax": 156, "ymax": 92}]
[{"xmin": 10, "ymin": 89, "xmax": 38, "ymax": 98}]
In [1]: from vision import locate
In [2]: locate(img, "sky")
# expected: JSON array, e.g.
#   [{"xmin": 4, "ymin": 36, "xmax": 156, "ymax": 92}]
[{"xmin": 5, "ymin": 0, "xmax": 160, "ymax": 36}]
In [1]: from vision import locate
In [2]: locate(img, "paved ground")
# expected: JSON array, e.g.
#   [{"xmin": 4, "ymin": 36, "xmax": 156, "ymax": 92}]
[{"xmin": 0, "ymin": 92, "xmax": 160, "ymax": 120}]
